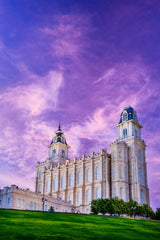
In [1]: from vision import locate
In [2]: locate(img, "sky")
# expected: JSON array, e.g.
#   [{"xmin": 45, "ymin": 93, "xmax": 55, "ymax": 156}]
[{"xmin": 0, "ymin": 0, "xmax": 160, "ymax": 210}]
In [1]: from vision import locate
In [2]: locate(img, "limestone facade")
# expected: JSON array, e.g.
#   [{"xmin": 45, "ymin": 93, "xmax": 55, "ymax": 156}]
[
  {"xmin": 35, "ymin": 107, "xmax": 150, "ymax": 213},
  {"xmin": 0, "ymin": 107, "xmax": 150, "ymax": 213},
  {"xmin": 0, "ymin": 185, "xmax": 73, "ymax": 212}
]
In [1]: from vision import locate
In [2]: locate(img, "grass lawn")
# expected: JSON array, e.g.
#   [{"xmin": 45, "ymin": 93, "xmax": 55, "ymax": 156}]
[{"xmin": 0, "ymin": 209, "xmax": 160, "ymax": 240}]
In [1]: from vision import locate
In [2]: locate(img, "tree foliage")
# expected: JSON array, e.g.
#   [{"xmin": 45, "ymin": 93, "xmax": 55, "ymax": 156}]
[{"xmin": 91, "ymin": 197, "xmax": 156, "ymax": 219}]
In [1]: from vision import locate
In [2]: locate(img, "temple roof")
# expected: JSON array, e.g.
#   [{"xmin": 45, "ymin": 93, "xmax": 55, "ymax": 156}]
[
  {"xmin": 50, "ymin": 124, "xmax": 68, "ymax": 146},
  {"xmin": 119, "ymin": 106, "xmax": 138, "ymax": 124}
]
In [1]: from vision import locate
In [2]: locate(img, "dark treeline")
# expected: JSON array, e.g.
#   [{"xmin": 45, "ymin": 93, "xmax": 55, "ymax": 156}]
[{"xmin": 91, "ymin": 197, "xmax": 160, "ymax": 220}]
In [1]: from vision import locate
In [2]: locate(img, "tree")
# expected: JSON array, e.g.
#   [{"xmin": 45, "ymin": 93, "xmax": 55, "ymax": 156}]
[
  {"xmin": 155, "ymin": 208, "xmax": 160, "ymax": 220},
  {"xmin": 91, "ymin": 200, "xmax": 99, "ymax": 215},
  {"xmin": 126, "ymin": 199, "xmax": 138, "ymax": 217}
]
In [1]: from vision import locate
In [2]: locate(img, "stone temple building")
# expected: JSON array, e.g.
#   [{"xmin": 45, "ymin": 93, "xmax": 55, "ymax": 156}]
[{"xmin": 0, "ymin": 106, "xmax": 150, "ymax": 213}]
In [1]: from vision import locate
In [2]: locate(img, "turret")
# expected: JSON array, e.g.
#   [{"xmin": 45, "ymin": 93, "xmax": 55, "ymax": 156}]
[{"xmin": 48, "ymin": 124, "xmax": 70, "ymax": 164}]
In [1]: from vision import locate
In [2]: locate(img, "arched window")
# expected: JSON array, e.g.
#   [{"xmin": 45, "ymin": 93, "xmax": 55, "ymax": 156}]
[
  {"xmin": 119, "ymin": 165, "xmax": 122, "ymax": 178},
  {"xmin": 53, "ymin": 179, "xmax": 57, "ymax": 190},
  {"xmin": 77, "ymin": 192, "xmax": 80, "ymax": 203},
  {"xmin": 140, "ymin": 189, "xmax": 144, "ymax": 204},
  {"xmin": 96, "ymin": 188, "xmax": 99, "ymax": 199},
  {"xmin": 113, "ymin": 188, "xmax": 116, "ymax": 197},
  {"xmin": 123, "ymin": 112, "xmax": 128, "ymax": 121},
  {"xmin": 78, "ymin": 171, "xmax": 81, "ymax": 184},
  {"xmin": 113, "ymin": 166, "xmax": 116, "ymax": 179},
  {"xmin": 139, "ymin": 168, "xmax": 143, "ymax": 183},
  {"xmin": 39, "ymin": 171, "xmax": 41, "ymax": 180},
  {"xmin": 87, "ymin": 169, "xmax": 90, "ymax": 182},
  {"xmin": 69, "ymin": 174, "xmax": 73, "ymax": 186},
  {"xmin": 138, "ymin": 151, "xmax": 142, "ymax": 161},
  {"xmin": 62, "ymin": 150, "xmax": 65, "ymax": 158},
  {"xmin": 113, "ymin": 152, "xmax": 116, "ymax": 159},
  {"xmin": 96, "ymin": 167, "xmax": 99, "ymax": 180},
  {"xmin": 52, "ymin": 149, "xmax": 56, "ymax": 158},
  {"xmin": 86, "ymin": 190, "xmax": 90, "ymax": 202},
  {"xmin": 61, "ymin": 176, "xmax": 64, "ymax": 188}
]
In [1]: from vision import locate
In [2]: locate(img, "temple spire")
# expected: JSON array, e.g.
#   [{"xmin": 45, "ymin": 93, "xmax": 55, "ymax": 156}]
[{"xmin": 58, "ymin": 122, "xmax": 61, "ymax": 131}]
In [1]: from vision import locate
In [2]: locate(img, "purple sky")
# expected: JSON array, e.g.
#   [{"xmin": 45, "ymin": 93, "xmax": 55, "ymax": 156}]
[{"xmin": 0, "ymin": 0, "xmax": 160, "ymax": 210}]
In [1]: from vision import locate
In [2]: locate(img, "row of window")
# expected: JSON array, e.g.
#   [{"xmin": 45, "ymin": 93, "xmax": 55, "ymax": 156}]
[
  {"xmin": 39, "ymin": 167, "xmax": 100, "ymax": 192},
  {"xmin": 112, "ymin": 151, "xmax": 142, "ymax": 161},
  {"xmin": 113, "ymin": 166, "xmax": 143, "ymax": 183},
  {"xmin": 113, "ymin": 188, "xmax": 144, "ymax": 204},
  {"xmin": 52, "ymin": 149, "xmax": 65, "ymax": 158},
  {"xmin": 113, "ymin": 166, "xmax": 128, "ymax": 180}
]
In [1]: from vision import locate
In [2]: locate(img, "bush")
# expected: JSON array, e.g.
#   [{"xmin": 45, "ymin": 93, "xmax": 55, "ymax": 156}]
[{"xmin": 50, "ymin": 206, "xmax": 54, "ymax": 213}]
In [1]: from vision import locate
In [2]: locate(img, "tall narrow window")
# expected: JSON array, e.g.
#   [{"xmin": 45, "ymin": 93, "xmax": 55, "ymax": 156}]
[
  {"xmin": 113, "ymin": 152, "xmax": 116, "ymax": 159},
  {"xmin": 96, "ymin": 188, "xmax": 99, "ymax": 199},
  {"xmin": 46, "ymin": 181, "xmax": 49, "ymax": 192},
  {"xmin": 34, "ymin": 203, "xmax": 36, "ymax": 210},
  {"xmin": 45, "ymin": 205, "xmax": 47, "ymax": 211},
  {"xmin": 39, "ymin": 171, "xmax": 41, "ymax": 180},
  {"xmin": 96, "ymin": 167, "xmax": 99, "ymax": 180},
  {"xmin": 30, "ymin": 202, "xmax": 33, "ymax": 210},
  {"xmin": 125, "ymin": 167, "xmax": 128, "ymax": 181},
  {"xmin": 86, "ymin": 190, "xmax": 90, "ymax": 202},
  {"xmin": 18, "ymin": 199, "xmax": 21, "ymax": 207},
  {"xmin": 119, "ymin": 151, "xmax": 122, "ymax": 158},
  {"xmin": 69, "ymin": 174, "xmax": 73, "ymax": 186},
  {"xmin": 53, "ymin": 179, "xmax": 57, "ymax": 190},
  {"xmin": 22, "ymin": 200, "xmax": 25, "ymax": 209},
  {"xmin": 7, "ymin": 198, "xmax": 10, "ymax": 208},
  {"xmin": 139, "ymin": 168, "xmax": 143, "ymax": 183},
  {"xmin": 38, "ymin": 184, "xmax": 41, "ymax": 193},
  {"xmin": 120, "ymin": 187, "xmax": 123, "ymax": 199},
  {"xmin": 123, "ymin": 112, "xmax": 128, "ymax": 121},
  {"xmin": 113, "ymin": 188, "xmax": 116, "ymax": 197},
  {"xmin": 78, "ymin": 171, "xmax": 81, "ymax": 184},
  {"xmin": 123, "ymin": 128, "xmax": 127, "ymax": 138},
  {"xmin": 126, "ymin": 189, "xmax": 129, "ymax": 202},
  {"xmin": 140, "ymin": 189, "xmax": 144, "ymax": 204},
  {"xmin": 62, "ymin": 150, "xmax": 65, "ymax": 158},
  {"xmin": 138, "ymin": 151, "xmax": 142, "ymax": 161},
  {"xmin": 119, "ymin": 165, "xmax": 122, "ymax": 178},
  {"xmin": 87, "ymin": 169, "xmax": 90, "ymax": 182},
  {"xmin": 113, "ymin": 166, "xmax": 116, "ymax": 179},
  {"xmin": 52, "ymin": 149, "xmax": 56, "ymax": 158},
  {"xmin": 61, "ymin": 176, "xmax": 64, "ymax": 188},
  {"xmin": 69, "ymin": 194, "xmax": 72, "ymax": 203},
  {"xmin": 77, "ymin": 192, "xmax": 80, "ymax": 203}
]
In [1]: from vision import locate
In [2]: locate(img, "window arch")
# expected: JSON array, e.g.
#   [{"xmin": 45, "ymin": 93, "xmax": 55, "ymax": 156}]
[
  {"xmin": 123, "ymin": 112, "xmax": 128, "ymax": 121},
  {"xmin": 87, "ymin": 169, "xmax": 90, "ymax": 182},
  {"xmin": 96, "ymin": 167, "xmax": 100, "ymax": 180},
  {"xmin": 69, "ymin": 174, "xmax": 73, "ymax": 186},
  {"xmin": 78, "ymin": 171, "xmax": 81, "ymax": 184}
]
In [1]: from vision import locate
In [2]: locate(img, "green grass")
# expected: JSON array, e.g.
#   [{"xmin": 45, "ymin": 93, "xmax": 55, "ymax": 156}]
[{"xmin": 0, "ymin": 209, "xmax": 160, "ymax": 240}]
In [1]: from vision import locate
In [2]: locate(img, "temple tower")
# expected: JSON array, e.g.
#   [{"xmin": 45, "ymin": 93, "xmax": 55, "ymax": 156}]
[{"xmin": 110, "ymin": 106, "xmax": 150, "ymax": 205}]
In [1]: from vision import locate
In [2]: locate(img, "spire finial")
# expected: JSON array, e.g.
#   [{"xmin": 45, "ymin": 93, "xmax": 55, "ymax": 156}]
[{"xmin": 58, "ymin": 122, "xmax": 61, "ymax": 131}]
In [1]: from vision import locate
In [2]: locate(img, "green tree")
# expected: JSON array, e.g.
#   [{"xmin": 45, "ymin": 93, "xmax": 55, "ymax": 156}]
[
  {"xmin": 126, "ymin": 199, "xmax": 138, "ymax": 217},
  {"xmin": 155, "ymin": 208, "xmax": 160, "ymax": 220},
  {"xmin": 91, "ymin": 200, "xmax": 99, "ymax": 215}
]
